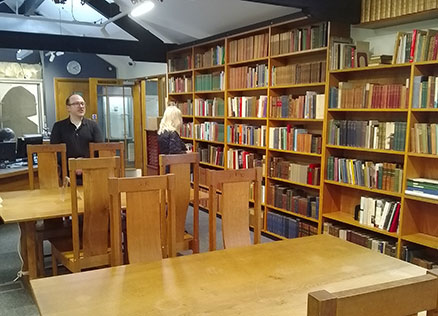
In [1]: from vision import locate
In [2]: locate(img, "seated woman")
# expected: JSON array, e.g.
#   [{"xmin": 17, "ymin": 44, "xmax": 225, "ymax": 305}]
[{"xmin": 158, "ymin": 105, "xmax": 187, "ymax": 155}]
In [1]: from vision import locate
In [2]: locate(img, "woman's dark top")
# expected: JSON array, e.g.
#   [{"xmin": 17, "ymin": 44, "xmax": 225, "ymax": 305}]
[{"xmin": 158, "ymin": 130, "xmax": 187, "ymax": 154}]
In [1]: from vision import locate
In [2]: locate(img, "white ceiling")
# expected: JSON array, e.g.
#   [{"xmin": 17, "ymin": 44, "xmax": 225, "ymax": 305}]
[{"xmin": 0, "ymin": 0, "xmax": 300, "ymax": 44}]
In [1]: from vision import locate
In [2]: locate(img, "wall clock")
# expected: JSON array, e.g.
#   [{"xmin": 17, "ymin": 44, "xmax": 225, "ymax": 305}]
[{"xmin": 66, "ymin": 60, "xmax": 81, "ymax": 75}]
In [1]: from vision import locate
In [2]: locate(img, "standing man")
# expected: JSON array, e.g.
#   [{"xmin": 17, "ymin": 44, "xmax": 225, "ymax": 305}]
[{"xmin": 50, "ymin": 94, "xmax": 103, "ymax": 159}]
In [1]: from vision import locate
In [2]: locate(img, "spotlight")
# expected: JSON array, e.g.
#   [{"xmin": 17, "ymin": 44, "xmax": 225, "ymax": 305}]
[{"xmin": 131, "ymin": 0, "xmax": 154, "ymax": 17}]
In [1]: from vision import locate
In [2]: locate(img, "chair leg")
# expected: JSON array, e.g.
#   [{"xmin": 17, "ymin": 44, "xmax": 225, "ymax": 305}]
[{"xmin": 51, "ymin": 245, "xmax": 58, "ymax": 276}]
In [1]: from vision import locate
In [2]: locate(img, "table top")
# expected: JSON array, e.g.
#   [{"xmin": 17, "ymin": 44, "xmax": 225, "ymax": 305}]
[
  {"xmin": 31, "ymin": 234, "xmax": 425, "ymax": 316},
  {"xmin": 0, "ymin": 188, "xmax": 81, "ymax": 223}
]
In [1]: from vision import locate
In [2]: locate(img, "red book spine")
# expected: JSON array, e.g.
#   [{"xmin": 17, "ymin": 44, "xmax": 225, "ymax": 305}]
[{"xmin": 409, "ymin": 29, "xmax": 418, "ymax": 63}]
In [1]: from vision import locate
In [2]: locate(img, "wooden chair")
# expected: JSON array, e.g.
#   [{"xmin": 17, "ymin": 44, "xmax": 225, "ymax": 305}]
[
  {"xmin": 108, "ymin": 174, "xmax": 176, "ymax": 266},
  {"xmin": 159, "ymin": 152, "xmax": 200, "ymax": 254},
  {"xmin": 51, "ymin": 156, "xmax": 120, "ymax": 274},
  {"xmin": 307, "ymin": 269, "xmax": 438, "ymax": 316},
  {"xmin": 206, "ymin": 167, "xmax": 262, "ymax": 251},
  {"xmin": 89, "ymin": 142, "xmax": 125, "ymax": 177},
  {"xmin": 26, "ymin": 144, "xmax": 68, "ymax": 276}
]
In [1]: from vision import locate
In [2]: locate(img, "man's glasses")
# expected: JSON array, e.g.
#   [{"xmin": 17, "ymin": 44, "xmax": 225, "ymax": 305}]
[{"xmin": 68, "ymin": 101, "xmax": 86, "ymax": 107}]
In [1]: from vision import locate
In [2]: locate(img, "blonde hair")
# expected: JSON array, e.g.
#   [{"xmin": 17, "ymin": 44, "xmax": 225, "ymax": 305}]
[{"xmin": 158, "ymin": 105, "xmax": 182, "ymax": 135}]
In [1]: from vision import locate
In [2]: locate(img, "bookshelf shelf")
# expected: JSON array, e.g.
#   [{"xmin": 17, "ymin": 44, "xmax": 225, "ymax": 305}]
[
  {"xmin": 181, "ymin": 136, "xmax": 194, "ymax": 141},
  {"xmin": 402, "ymin": 233, "xmax": 438, "ymax": 250},
  {"xmin": 227, "ymin": 143, "xmax": 266, "ymax": 150},
  {"xmin": 270, "ymin": 82, "xmax": 326, "ymax": 89},
  {"xmin": 407, "ymin": 153, "xmax": 438, "ymax": 159},
  {"xmin": 168, "ymin": 69, "xmax": 193, "ymax": 76},
  {"xmin": 324, "ymin": 180, "xmax": 403, "ymax": 198},
  {"xmin": 262, "ymin": 230, "xmax": 287, "ymax": 240},
  {"xmin": 227, "ymin": 57, "xmax": 269, "ymax": 66},
  {"xmin": 268, "ymin": 148, "xmax": 322, "ymax": 157},
  {"xmin": 227, "ymin": 87, "xmax": 268, "ymax": 92},
  {"xmin": 326, "ymin": 145, "xmax": 405, "ymax": 155},
  {"xmin": 195, "ymin": 139, "xmax": 225, "ymax": 145},
  {"xmin": 169, "ymin": 92, "xmax": 193, "ymax": 96},
  {"xmin": 329, "ymin": 63, "xmax": 411, "ymax": 73},
  {"xmin": 182, "ymin": 115, "xmax": 193, "ymax": 119},
  {"xmin": 194, "ymin": 90, "xmax": 225, "ymax": 94},
  {"xmin": 194, "ymin": 116, "xmax": 225, "ymax": 120},
  {"xmin": 269, "ymin": 118, "xmax": 324, "ymax": 122},
  {"xmin": 227, "ymin": 117, "xmax": 267, "ymax": 121},
  {"xmin": 404, "ymin": 194, "xmax": 438, "ymax": 205},
  {"xmin": 267, "ymin": 204, "xmax": 319, "ymax": 223},
  {"xmin": 194, "ymin": 64, "xmax": 225, "ymax": 71},
  {"xmin": 323, "ymin": 212, "xmax": 399, "ymax": 238},
  {"xmin": 268, "ymin": 176, "xmax": 320, "ymax": 190},
  {"xmin": 411, "ymin": 108, "xmax": 438, "ymax": 112},
  {"xmin": 270, "ymin": 47, "xmax": 327, "ymax": 59},
  {"xmin": 327, "ymin": 108, "xmax": 408, "ymax": 113},
  {"xmin": 199, "ymin": 161, "xmax": 225, "ymax": 169}
]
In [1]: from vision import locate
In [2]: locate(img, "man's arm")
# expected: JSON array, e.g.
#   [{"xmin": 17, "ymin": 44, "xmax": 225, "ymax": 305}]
[{"xmin": 92, "ymin": 121, "xmax": 104, "ymax": 143}]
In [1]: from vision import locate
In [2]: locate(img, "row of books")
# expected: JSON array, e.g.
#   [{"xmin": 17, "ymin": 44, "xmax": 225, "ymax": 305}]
[
  {"xmin": 194, "ymin": 45, "xmax": 225, "ymax": 68},
  {"xmin": 327, "ymin": 156, "xmax": 404, "ymax": 193},
  {"xmin": 226, "ymin": 149, "xmax": 264, "ymax": 170},
  {"xmin": 329, "ymin": 38, "xmax": 370, "ymax": 70},
  {"xmin": 171, "ymin": 100, "xmax": 192, "ymax": 116},
  {"xmin": 267, "ymin": 185, "xmax": 319, "ymax": 220},
  {"xmin": 168, "ymin": 76, "xmax": 192, "ymax": 94},
  {"xmin": 405, "ymin": 178, "xmax": 438, "ymax": 200},
  {"xmin": 270, "ymin": 92, "xmax": 325, "ymax": 119},
  {"xmin": 168, "ymin": 54, "xmax": 191, "ymax": 72},
  {"xmin": 228, "ymin": 64, "xmax": 268, "ymax": 89},
  {"xmin": 271, "ymin": 61, "xmax": 326, "ymax": 86},
  {"xmin": 228, "ymin": 96, "xmax": 267, "ymax": 118},
  {"xmin": 270, "ymin": 22, "xmax": 328, "ymax": 56},
  {"xmin": 323, "ymin": 222, "xmax": 397, "ymax": 257},
  {"xmin": 328, "ymin": 120, "xmax": 407, "ymax": 152},
  {"xmin": 181, "ymin": 122, "xmax": 193, "ymax": 138},
  {"xmin": 227, "ymin": 124, "xmax": 267, "ymax": 147},
  {"xmin": 197, "ymin": 144, "xmax": 224, "ymax": 167},
  {"xmin": 328, "ymin": 81, "xmax": 410, "ymax": 109},
  {"xmin": 412, "ymin": 75, "xmax": 438, "ymax": 108},
  {"xmin": 194, "ymin": 122, "xmax": 224, "ymax": 142},
  {"xmin": 393, "ymin": 29, "xmax": 438, "ymax": 64},
  {"xmin": 410, "ymin": 123, "xmax": 438, "ymax": 154},
  {"xmin": 194, "ymin": 98, "xmax": 224, "ymax": 117},
  {"xmin": 356, "ymin": 196, "xmax": 400, "ymax": 232},
  {"xmin": 267, "ymin": 211, "xmax": 318, "ymax": 238},
  {"xmin": 228, "ymin": 33, "xmax": 269, "ymax": 63},
  {"xmin": 268, "ymin": 126, "xmax": 322, "ymax": 154},
  {"xmin": 194, "ymin": 72, "xmax": 224, "ymax": 91},
  {"xmin": 401, "ymin": 244, "xmax": 438, "ymax": 269},
  {"xmin": 268, "ymin": 156, "xmax": 321, "ymax": 186}
]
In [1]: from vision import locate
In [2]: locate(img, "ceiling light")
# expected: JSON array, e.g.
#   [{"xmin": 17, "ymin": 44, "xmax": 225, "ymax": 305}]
[
  {"xmin": 16, "ymin": 49, "xmax": 33, "ymax": 61},
  {"xmin": 131, "ymin": 0, "xmax": 154, "ymax": 17}
]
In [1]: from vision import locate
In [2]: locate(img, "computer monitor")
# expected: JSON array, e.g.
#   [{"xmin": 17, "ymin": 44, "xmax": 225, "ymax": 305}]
[
  {"xmin": 0, "ymin": 142, "xmax": 16, "ymax": 162},
  {"xmin": 16, "ymin": 135, "xmax": 43, "ymax": 159}
]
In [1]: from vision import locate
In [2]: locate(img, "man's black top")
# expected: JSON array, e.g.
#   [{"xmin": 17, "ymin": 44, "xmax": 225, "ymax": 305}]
[{"xmin": 50, "ymin": 117, "xmax": 103, "ymax": 158}]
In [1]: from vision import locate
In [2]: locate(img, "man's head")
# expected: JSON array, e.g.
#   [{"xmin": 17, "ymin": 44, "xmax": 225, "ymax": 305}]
[{"xmin": 66, "ymin": 94, "xmax": 86, "ymax": 120}]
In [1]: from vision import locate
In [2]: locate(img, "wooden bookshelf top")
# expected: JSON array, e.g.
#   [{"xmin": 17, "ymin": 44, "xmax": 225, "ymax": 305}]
[
  {"xmin": 269, "ymin": 118, "xmax": 324, "ymax": 122},
  {"xmin": 404, "ymin": 194, "xmax": 438, "ymax": 205},
  {"xmin": 270, "ymin": 47, "xmax": 327, "ymax": 59},
  {"xmin": 324, "ymin": 180, "xmax": 403, "ymax": 198},
  {"xmin": 169, "ymin": 92, "xmax": 193, "ymax": 96},
  {"xmin": 402, "ymin": 233, "xmax": 438, "ymax": 249},
  {"xmin": 411, "ymin": 108, "xmax": 438, "ymax": 112},
  {"xmin": 357, "ymin": 9, "xmax": 438, "ymax": 29},
  {"xmin": 323, "ymin": 211, "xmax": 399, "ymax": 238},
  {"xmin": 168, "ymin": 69, "xmax": 193, "ymax": 76},
  {"xmin": 194, "ymin": 90, "xmax": 225, "ymax": 94},
  {"xmin": 227, "ymin": 143, "xmax": 266, "ymax": 150},
  {"xmin": 407, "ymin": 153, "xmax": 438, "ymax": 159},
  {"xmin": 227, "ymin": 87, "xmax": 268, "ymax": 92},
  {"xmin": 267, "ymin": 204, "xmax": 319, "ymax": 223},
  {"xmin": 227, "ymin": 117, "xmax": 267, "ymax": 121},
  {"xmin": 194, "ymin": 116, "xmax": 225, "ymax": 120}
]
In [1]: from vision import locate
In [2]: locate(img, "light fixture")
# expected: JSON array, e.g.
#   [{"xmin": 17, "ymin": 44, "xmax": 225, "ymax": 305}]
[
  {"xmin": 131, "ymin": 0, "xmax": 155, "ymax": 17},
  {"xmin": 45, "ymin": 51, "xmax": 64, "ymax": 63},
  {"xmin": 16, "ymin": 49, "xmax": 33, "ymax": 61}
]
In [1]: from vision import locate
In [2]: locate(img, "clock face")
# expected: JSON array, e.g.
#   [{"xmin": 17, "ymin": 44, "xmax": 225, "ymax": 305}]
[{"xmin": 67, "ymin": 60, "xmax": 81, "ymax": 75}]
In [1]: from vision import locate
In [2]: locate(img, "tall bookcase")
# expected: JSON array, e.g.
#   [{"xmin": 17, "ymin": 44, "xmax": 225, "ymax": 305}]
[{"xmin": 167, "ymin": 17, "xmax": 352, "ymax": 241}]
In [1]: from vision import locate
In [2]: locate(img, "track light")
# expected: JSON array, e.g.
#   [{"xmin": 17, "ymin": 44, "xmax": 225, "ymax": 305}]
[
  {"xmin": 131, "ymin": 0, "xmax": 154, "ymax": 17},
  {"xmin": 16, "ymin": 49, "xmax": 33, "ymax": 61}
]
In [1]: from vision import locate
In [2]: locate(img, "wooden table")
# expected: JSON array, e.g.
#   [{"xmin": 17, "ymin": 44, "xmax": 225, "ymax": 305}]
[
  {"xmin": 31, "ymin": 234, "xmax": 425, "ymax": 315},
  {"xmin": 0, "ymin": 188, "xmax": 81, "ymax": 279}
]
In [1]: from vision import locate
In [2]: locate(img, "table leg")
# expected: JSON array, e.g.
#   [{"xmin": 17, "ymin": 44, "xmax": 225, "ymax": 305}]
[
  {"xmin": 19, "ymin": 223, "xmax": 28, "ymax": 272},
  {"xmin": 24, "ymin": 221, "xmax": 38, "ymax": 279}
]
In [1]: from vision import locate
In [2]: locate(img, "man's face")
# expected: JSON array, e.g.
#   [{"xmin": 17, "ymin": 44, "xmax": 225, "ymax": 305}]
[{"xmin": 67, "ymin": 95, "xmax": 86, "ymax": 118}]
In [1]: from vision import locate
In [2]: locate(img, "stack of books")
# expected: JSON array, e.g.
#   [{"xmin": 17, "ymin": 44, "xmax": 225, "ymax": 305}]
[
  {"xmin": 405, "ymin": 178, "xmax": 438, "ymax": 200},
  {"xmin": 368, "ymin": 55, "xmax": 393, "ymax": 66}
]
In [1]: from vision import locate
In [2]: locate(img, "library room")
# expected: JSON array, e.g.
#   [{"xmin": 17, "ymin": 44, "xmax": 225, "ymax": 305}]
[{"xmin": 0, "ymin": 0, "xmax": 438, "ymax": 315}]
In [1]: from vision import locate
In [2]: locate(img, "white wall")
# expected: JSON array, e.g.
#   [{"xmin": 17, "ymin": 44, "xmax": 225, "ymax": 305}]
[
  {"xmin": 352, "ymin": 18, "xmax": 438, "ymax": 56},
  {"xmin": 97, "ymin": 54, "xmax": 166, "ymax": 79}
]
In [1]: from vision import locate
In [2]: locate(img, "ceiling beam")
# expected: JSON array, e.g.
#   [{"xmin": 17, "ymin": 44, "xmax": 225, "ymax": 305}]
[
  {"xmin": 18, "ymin": 0, "xmax": 46, "ymax": 15},
  {"xmin": 0, "ymin": 30, "xmax": 172, "ymax": 62},
  {"xmin": 240, "ymin": 0, "xmax": 361, "ymax": 24}
]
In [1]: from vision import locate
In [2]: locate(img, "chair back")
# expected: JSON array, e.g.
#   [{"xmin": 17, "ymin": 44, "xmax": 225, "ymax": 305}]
[
  {"xmin": 206, "ymin": 167, "xmax": 262, "ymax": 251},
  {"xmin": 307, "ymin": 269, "xmax": 438, "ymax": 316},
  {"xmin": 108, "ymin": 174, "xmax": 176, "ymax": 265},
  {"xmin": 89, "ymin": 142, "xmax": 125, "ymax": 177},
  {"xmin": 69, "ymin": 157, "xmax": 120, "ymax": 263},
  {"xmin": 27, "ymin": 144, "xmax": 67, "ymax": 190}
]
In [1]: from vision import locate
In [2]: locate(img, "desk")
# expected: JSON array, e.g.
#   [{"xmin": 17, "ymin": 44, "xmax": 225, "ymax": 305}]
[
  {"xmin": 0, "ymin": 188, "xmax": 81, "ymax": 279},
  {"xmin": 31, "ymin": 235, "xmax": 425, "ymax": 315},
  {"xmin": 0, "ymin": 165, "xmax": 37, "ymax": 191}
]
